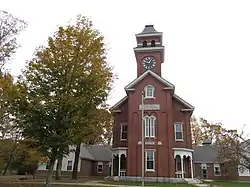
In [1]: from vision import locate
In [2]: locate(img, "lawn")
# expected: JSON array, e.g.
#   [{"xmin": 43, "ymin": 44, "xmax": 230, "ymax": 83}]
[
  {"xmin": 205, "ymin": 180, "xmax": 250, "ymax": 187},
  {"xmin": 101, "ymin": 180, "xmax": 193, "ymax": 186}
]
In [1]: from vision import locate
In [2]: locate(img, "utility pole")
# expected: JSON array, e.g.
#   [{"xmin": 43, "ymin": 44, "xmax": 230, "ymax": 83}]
[{"xmin": 141, "ymin": 91, "xmax": 145, "ymax": 187}]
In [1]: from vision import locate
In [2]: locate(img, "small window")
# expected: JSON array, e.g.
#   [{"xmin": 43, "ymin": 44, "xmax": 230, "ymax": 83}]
[
  {"xmin": 120, "ymin": 123, "xmax": 128, "ymax": 140},
  {"xmin": 144, "ymin": 115, "xmax": 156, "ymax": 138},
  {"xmin": 214, "ymin": 164, "xmax": 221, "ymax": 176},
  {"xmin": 67, "ymin": 160, "xmax": 73, "ymax": 171},
  {"xmin": 144, "ymin": 85, "xmax": 155, "ymax": 99},
  {"xmin": 97, "ymin": 162, "xmax": 103, "ymax": 173},
  {"xmin": 151, "ymin": 40, "xmax": 155, "ymax": 47},
  {"xmin": 174, "ymin": 122, "xmax": 183, "ymax": 141},
  {"xmin": 146, "ymin": 150, "xmax": 155, "ymax": 171},
  {"xmin": 143, "ymin": 41, "xmax": 147, "ymax": 47}
]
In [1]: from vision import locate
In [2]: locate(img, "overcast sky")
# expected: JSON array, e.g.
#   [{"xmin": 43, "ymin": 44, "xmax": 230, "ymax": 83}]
[{"xmin": 2, "ymin": 0, "xmax": 250, "ymax": 134}]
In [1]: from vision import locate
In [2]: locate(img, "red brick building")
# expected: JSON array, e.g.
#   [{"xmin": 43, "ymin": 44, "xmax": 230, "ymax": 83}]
[{"xmin": 110, "ymin": 25, "xmax": 195, "ymax": 181}]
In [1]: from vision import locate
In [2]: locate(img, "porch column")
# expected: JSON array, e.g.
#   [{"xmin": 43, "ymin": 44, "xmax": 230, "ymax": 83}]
[
  {"xmin": 190, "ymin": 158, "xmax": 194, "ymax": 179},
  {"xmin": 118, "ymin": 154, "xmax": 121, "ymax": 177},
  {"xmin": 181, "ymin": 156, "xmax": 184, "ymax": 178},
  {"xmin": 111, "ymin": 154, "xmax": 114, "ymax": 176}
]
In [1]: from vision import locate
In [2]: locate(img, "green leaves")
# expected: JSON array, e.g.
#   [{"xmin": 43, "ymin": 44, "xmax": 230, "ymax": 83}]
[{"xmin": 16, "ymin": 15, "xmax": 115, "ymax": 162}]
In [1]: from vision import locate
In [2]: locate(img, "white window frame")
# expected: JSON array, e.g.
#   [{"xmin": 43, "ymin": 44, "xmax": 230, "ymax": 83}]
[
  {"xmin": 146, "ymin": 150, "xmax": 155, "ymax": 172},
  {"xmin": 174, "ymin": 122, "xmax": 184, "ymax": 141},
  {"xmin": 144, "ymin": 115, "xmax": 156, "ymax": 138},
  {"xmin": 97, "ymin": 162, "xmax": 103, "ymax": 173},
  {"xmin": 144, "ymin": 85, "xmax": 155, "ymax": 99},
  {"xmin": 120, "ymin": 123, "xmax": 128, "ymax": 141},
  {"xmin": 67, "ymin": 160, "xmax": 73, "ymax": 171},
  {"xmin": 214, "ymin": 164, "xmax": 221, "ymax": 176}
]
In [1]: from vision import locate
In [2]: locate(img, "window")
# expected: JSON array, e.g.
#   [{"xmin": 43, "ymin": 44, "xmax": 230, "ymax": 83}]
[
  {"xmin": 46, "ymin": 161, "xmax": 50, "ymax": 170},
  {"xmin": 151, "ymin": 40, "xmax": 156, "ymax": 47},
  {"xmin": 174, "ymin": 122, "xmax": 183, "ymax": 141},
  {"xmin": 67, "ymin": 160, "xmax": 73, "ymax": 171},
  {"xmin": 120, "ymin": 123, "xmax": 128, "ymax": 140},
  {"xmin": 214, "ymin": 164, "xmax": 221, "ymax": 176},
  {"xmin": 146, "ymin": 150, "xmax": 155, "ymax": 171},
  {"xmin": 144, "ymin": 115, "xmax": 156, "ymax": 138},
  {"xmin": 97, "ymin": 162, "xmax": 103, "ymax": 173},
  {"xmin": 144, "ymin": 85, "xmax": 155, "ymax": 99},
  {"xmin": 143, "ymin": 41, "xmax": 147, "ymax": 47}
]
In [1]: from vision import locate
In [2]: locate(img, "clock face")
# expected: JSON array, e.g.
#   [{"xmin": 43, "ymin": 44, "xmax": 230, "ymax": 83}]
[{"xmin": 142, "ymin": 56, "xmax": 156, "ymax": 70}]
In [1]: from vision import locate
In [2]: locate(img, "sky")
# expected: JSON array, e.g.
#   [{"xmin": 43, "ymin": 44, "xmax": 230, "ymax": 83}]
[{"xmin": 2, "ymin": 0, "xmax": 250, "ymax": 134}]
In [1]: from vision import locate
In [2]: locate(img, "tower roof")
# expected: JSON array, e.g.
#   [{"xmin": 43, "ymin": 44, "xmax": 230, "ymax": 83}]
[
  {"xmin": 140, "ymin": 25, "xmax": 158, "ymax": 34},
  {"xmin": 136, "ymin": 25, "xmax": 162, "ymax": 37}
]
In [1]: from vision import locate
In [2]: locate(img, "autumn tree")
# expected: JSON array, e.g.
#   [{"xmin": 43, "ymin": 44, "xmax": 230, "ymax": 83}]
[
  {"xmin": 190, "ymin": 116, "xmax": 226, "ymax": 146},
  {"xmin": 15, "ymin": 15, "xmax": 114, "ymax": 186},
  {"xmin": 0, "ymin": 10, "xmax": 27, "ymax": 71},
  {"xmin": 0, "ymin": 72, "xmax": 22, "ymax": 175}
]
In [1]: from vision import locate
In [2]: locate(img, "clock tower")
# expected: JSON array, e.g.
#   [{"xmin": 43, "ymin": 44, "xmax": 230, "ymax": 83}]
[{"xmin": 133, "ymin": 25, "xmax": 164, "ymax": 77}]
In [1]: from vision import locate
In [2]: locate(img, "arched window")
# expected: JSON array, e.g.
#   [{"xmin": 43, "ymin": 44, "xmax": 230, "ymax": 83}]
[
  {"xmin": 151, "ymin": 40, "xmax": 155, "ymax": 47},
  {"xmin": 144, "ymin": 85, "xmax": 155, "ymax": 99},
  {"xmin": 143, "ymin": 41, "xmax": 147, "ymax": 47},
  {"xmin": 144, "ymin": 115, "xmax": 156, "ymax": 138}
]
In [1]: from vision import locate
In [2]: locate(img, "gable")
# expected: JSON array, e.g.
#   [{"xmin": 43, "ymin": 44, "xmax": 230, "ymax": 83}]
[
  {"xmin": 124, "ymin": 70, "xmax": 175, "ymax": 90},
  {"xmin": 109, "ymin": 96, "xmax": 128, "ymax": 111},
  {"xmin": 173, "ymin": 94, "xmax": 194, "ymax": 110}
]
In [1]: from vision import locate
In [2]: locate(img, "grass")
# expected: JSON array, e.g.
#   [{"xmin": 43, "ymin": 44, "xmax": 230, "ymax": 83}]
[
  {"xmin": 205, "ymin": 180, "xmax": 250, "ymax": 187},
  {"xmin": 101, "ymin": 180, "xmax": 193, "ymax": 186}
]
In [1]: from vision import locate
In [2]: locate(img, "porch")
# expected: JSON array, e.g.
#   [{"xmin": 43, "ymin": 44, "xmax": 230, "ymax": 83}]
[
  {"xmin": 173, "ymin": 148, "xmax": 194, "ymax": 179},
  {"xmin": 110, "ymin": 147, "xmax": 127, "ymax": 177}
]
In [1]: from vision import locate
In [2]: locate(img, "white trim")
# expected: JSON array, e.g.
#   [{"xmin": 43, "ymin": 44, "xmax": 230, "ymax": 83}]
[
  {"xmin": 144, "ymin": 115, "xmax": 156, "ymax": 138},
  {"xmin": 173, "ymin": 148, "xmax": 194, "ymax": 152},
  {"xmin": 133, "ymin": 46, "xmax": 164, "ymax": 52},
  {"xmin": 97, "ymin": 161, "xmax": 103, "ymax": 173},
  {"xmin": 173, "ymin": 94, "xmax": 194, "ymax": 110},
  {"xmin": 137, "ymin": 42, "xmax": 161, "ymax": 47},
  {"xmin": 163, "ymin": 87, "xmax": 174, "ymax": 90},
  {"xmin": 144, "ymin": 85, "xmax": 155, "ymax": 99},
  {"xmin": 124, "ymin": 70, "xmax": 175, "ymax": 90},
  {"xmin": 120, "ymin": 123, "xmax": 128, "ymax": 141},
  {"xmin": 145, "ymin": 149, "xmax": 155, "ymax": 172},
  {"xmin": 110, "ymin": 96, "xmax": 128, "ymax": 111},
  {"xmin": 174, "ymin": 122, "xmax": 184, "ymax": 141},
  {"xmin": 135, "ymin": 32, "xmax": 163, "ymax": 37},
  {"xmin": 213, "ymin": 164, "xmax": 221, "ymax": 176}
]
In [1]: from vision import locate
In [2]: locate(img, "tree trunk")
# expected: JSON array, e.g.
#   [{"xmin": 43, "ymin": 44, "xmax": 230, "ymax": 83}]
[
  {"xmin": 3, "ymin": 141, "xmax": 17, "ymax": 176},
  {"xmin": 72, "ymin": 143, "xmax": 81, "ymax": 179},
  {"xmin": 55, "ymin": 156, "xmax": 63, "ymax": 180},
  {"xmin": 45, "ymin": 157, "xmax": 55, "ymax": 187}
]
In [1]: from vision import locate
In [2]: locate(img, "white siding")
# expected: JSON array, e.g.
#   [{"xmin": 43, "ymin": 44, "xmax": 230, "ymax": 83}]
[
  {"xmin": 238, "ymin": 165, "xmax": 250, "ymax": 176},
  {"xmin": 37, "ymin": 151, "xmax": 81, "ymax": 172}
]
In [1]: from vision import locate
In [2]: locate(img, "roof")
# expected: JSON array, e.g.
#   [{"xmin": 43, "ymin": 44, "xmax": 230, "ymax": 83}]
[
  {"xmin": 124, "ymin": 70, "xmax": 175, "ymax": 90},
  {"xmin": 136, "ymin": 25, "xmax": 163, "ymax": 37},
  {"xmin": 80, "ymin": 144, "xmax": 112, "ymax": 162},
  {"xmin": 193, "ymin": 144, "xmax": 220, "ymax": 163},
  {"xmin": 140, "ymin": 25, "xmax": 158, "ymax": 34}
]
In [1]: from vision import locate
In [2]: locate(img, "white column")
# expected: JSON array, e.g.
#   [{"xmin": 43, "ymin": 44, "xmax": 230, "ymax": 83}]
[
  {"xmin": 190, "ymin": 158, "xmax": 194, "ymax": 179},
  {"xmin": 111, "ymin": 154, "xmax": 114, "ymax": 176},
  {"xmin": 181, "ymin": 156, "xmax": 184, "ymax": 178},
  {"xmin": 118, "ymin": 154, "xmax": 121, "ymax": 177}
]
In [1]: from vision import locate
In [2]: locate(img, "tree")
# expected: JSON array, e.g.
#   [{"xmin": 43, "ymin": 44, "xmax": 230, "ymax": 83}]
[
  {"xmin": 190, "ymin": 116, "xmax": 226, "ymax": 146},
  {"xmin": 0, "ymin": 10, "xmax": 27, "ymax": 71},
  {"xmin": 16, "ymin": 15, "xmax": 114, "ymax": 187},
  {"xmin": 0, "ymin": 73, "xmax": 22, "ymax": 175},
  {"xmin": 10, "ymin": 139, "xmax": 43, "ymax": 177},
  {"xmin": 71, "ymin": 106, "xmax": 113, "ymax": 179}
]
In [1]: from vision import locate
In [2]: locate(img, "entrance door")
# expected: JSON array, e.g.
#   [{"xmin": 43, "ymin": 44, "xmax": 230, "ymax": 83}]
[{"xmin": 201, "ymin": 169, "xmax": 207, "ymax": 179}]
